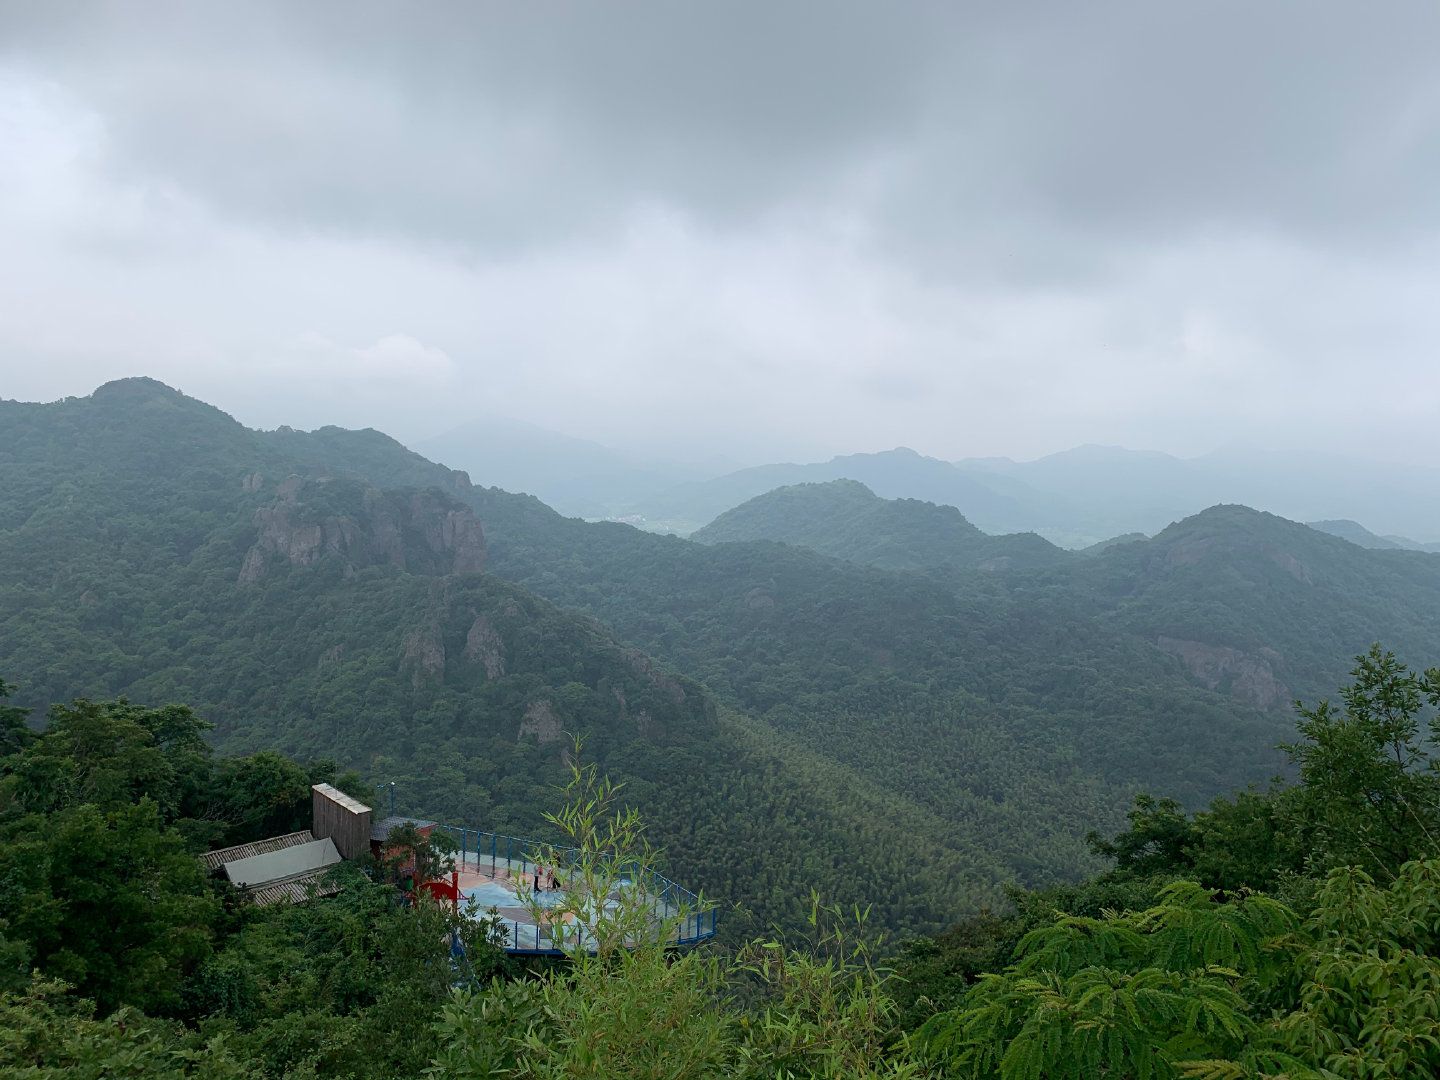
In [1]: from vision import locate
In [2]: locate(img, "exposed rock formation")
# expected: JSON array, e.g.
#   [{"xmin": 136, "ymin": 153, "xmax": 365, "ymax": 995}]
[
  {"xmin": 1155, "ymin": 636, "xmax": 1289, "ymax": 710},
  {"xmin": 744, "ymin": 587, "xmax": 775, "ymax": 610},
  {"xmin": 625, "ymin": 649, "xmax": 687, "ymax": 704},
  {"xmin": 463, "ymin": 614, "xmax": 506, "ymax": 678},
  {"xmin": 517, "ymin": 700, "xmax": 563, "ymax": 745},
  {"xmin": 238, "ymin": 477, "xmax": 485, "ymax": 585},
  {"xmin": 402, "ymin": 624, "xmax": 446, "ymax": 686}
]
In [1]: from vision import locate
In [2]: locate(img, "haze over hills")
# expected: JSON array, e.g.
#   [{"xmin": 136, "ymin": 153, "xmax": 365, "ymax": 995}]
[
  {"xmin": 415, "ymin": 414, "xmax": 1440, "ymax": 548},
  {"xmin": 0, "ymin": 378, "xmax": 1013, "ymax": 938},
  {"xmin": 684, "ymin": 477, "xmax": 1440, "ymax": 712},
  {"xmin": 1305, "ymin": 518, "xmax": 1440, "ymax": 553},
  {"xmin": 8, "ymin": 379, "xmax": 1440, "ymax": 944},
  {"xmin": 954, "ymin": 445, "xmax": 1440, "ymax": 547},
  {"xmin": 692, "ymin": 479, "xmax": 1067, "ymax": 573},
  {"xmin": 413, "ymin": 415, "xmax": 728, "ymax": 523},
  {"xmin": 621, "ymin": 448, "xmax": 1025, "ymax": 536}
]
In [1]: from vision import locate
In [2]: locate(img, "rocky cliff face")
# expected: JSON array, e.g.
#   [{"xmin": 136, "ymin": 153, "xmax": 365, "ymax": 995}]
[
  {"xmin": 238, "ymin": 476, "xmax": 485, "ymax": 585},
  {"xmin": 1155, "ymin": 636, "xmax": 1289, "ymax": 710}
]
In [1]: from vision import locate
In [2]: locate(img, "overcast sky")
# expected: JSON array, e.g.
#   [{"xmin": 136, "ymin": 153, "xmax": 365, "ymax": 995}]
[{"xmin": 2, "ymin": 2, "xmax": 1439, "ymax": 464}]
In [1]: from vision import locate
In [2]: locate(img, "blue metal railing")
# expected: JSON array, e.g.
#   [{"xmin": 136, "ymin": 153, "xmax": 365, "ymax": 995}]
[{"xmin": 423, "ymin": 823, "xmax": 718, "ymax": 954}]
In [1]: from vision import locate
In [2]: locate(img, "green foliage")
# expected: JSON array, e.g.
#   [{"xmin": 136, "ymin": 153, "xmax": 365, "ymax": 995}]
[
  {"xmin": 731, "ymin": 899, "xmax": 928, "ymax": 1079},
  {"xmin": 0, "ymin": 678, "xmax": 32, "ymax": 756},
  {"xmin": 1283, "ymin": 644, "xmax": 1440, "ymax": 878},
  {"xmin": 194, "ymin": 869, "xmax": 506, "ymax": 1079},
  {"xmin": 380, "ymin": 822, "xmax": 456, "ymax": 891},
  {"xmin": 0, "ymin": 975, "xmax": 246, "ymax": 1079},
  {"xmin": 1275, "ymin": 859, "xmax": 1440, "ymax": 1077},
  {"xmin": 1086, "ymin": 795, "xmax": 1197, "ymax": 879},
  {"xmin": 917, "ymin": 884, "xmax": 1305, "ymax": 1079},
  {"xmin": 4, "ymin": 698, "xmax": 212, "ymax": 821},
  {"xmin": 907, "ymin": 652, "xmax": 1440, "ymax": 1076},
  {"xmin": 0, "ymin": 798, "xmax": 219, "ymax": 1014},
  {"xmin": 429, "ymin": 763, "xmax": 929, "ymax": 1080},
  {"xmin": 921, "ymin": 857, "xmax": 1440, "ymax": 1079}
]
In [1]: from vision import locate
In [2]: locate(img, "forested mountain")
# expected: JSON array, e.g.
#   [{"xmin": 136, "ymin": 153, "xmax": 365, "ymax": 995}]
[
  {"xmin": 691, "ymin": 480, "xmax": 1066, "ymax": 572},
  {"xmin": 0, "ymin": 380, "xmax": 1105, "ymax": 938},
  {"xmin": 621, "ymin": 447, "xmax": 1024, "ymax": 535},
  {"xmin": 0, "ymin": 379, "xmax": 1009, "ymax": 938},
  {"xmin": 9, "ymin": 379, "xmax": 1440, "ymax": 948},
  {"xmin": 623, "ymin": 440, "xmax": 1440, "ymax": 548},
  {"xmin": 1067, "ymin": 505, "xmax": 1440, "ymax": 706},
  {"xmin": 1306, "ymin": 516, "xmax": 1440, "ymax": 552},
  {"xmin": 680, "ymin": 476, "xmax": 1440, "ymax": 717}
]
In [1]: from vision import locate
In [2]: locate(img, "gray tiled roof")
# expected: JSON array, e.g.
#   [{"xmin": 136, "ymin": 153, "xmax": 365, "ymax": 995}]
[
  {"xmin": 247, "ymin": 867, "xmax": 345, "ymax": 906},
  {"xmin": 199, "ymin": 830, "xmax": 315, "ymax": 872},
  {"xmin": 223, "ymin": 837, "xmax": 341, "ymax": 888},
  {"xmin": 371, "ymin": 815, "xmax": 438, "ymax": 842}
]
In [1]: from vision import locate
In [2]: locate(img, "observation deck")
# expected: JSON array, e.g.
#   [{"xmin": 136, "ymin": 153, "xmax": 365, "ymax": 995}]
[{"xmin": 425, "ymin": 824, "xmax": 717, "ymax": 955}]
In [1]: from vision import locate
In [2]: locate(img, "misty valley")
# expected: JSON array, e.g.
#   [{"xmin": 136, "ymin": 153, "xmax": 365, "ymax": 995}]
[
  {"xmin": 4, "ymin": 379, "xmax": 1440, "ymax": 1076},
  {"xmin": 7, "ymin": 5, "xmax": 1440, "ymax": 1072}
]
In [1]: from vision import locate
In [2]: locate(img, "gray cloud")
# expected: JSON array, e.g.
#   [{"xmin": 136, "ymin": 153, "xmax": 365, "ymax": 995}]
[{"xmin": 2, "ymin": 2, "xmax": 1440, "ymax": 465}]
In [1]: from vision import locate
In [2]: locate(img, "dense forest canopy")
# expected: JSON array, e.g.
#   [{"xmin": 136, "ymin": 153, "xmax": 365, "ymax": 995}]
[
  {"xmin": 5, "ymin": 649, "xmax": 1440, "ymax": 1076},
  {"xmin": 7, "ymin": 379, "xmax": 1440, "ymax": 949}
]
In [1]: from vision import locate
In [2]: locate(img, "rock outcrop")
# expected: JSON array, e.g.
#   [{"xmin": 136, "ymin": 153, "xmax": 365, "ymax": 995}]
[
  {"xmin": 1155, "ymin": 636, "xmax": 1289, "ymax": 710},
  {"xmin": 517, "ymin": 700, "xmax": 563, "ymax": 745},
  {"xmin": 462, "ymin": 614, "xmax": 506, "ymax": 678},
  {"xmin": 238, "ymin": 477, "xmax": 485, "ymax": 585},
  {"xmin": 402, "ymin": 624, "xmax": 447, "ymax": 686}
]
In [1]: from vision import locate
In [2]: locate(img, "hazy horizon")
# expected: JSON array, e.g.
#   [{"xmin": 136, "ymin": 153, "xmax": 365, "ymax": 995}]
[
  {"xmin": 15, "ymin": 374, "xmax": 1440, "ymax": 481},
  {"xmin": 5, "ymin": 4, "xmax": 1440, "ymax": 465}
]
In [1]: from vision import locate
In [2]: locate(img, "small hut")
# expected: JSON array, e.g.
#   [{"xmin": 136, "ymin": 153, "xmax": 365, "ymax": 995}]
[{"xmin": 199, "ymin": 784, "xmax": 373, "ymax": 906}]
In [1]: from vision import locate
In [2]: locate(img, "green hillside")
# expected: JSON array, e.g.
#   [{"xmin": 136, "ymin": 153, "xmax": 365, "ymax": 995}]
[
  {"xmin": 624, "ymin": 447, "xmax": 1024, "ymax": 534},
  {"xmin": 10, "ymin": 380, "xmax": 1440, "ymax": 945},
  {"xmin": 692, "ymin": 479, "xmax": 1066, "ymax": 572},
  {"xmin": 675, "ymin": 476, "xmax": 1440, "ymax": 715},
  {"xmin": 1072, "ymin": 504, "xmax": 1440, "ymax": 704},
  {"xmin": 0, "ymin": 380, "xmax": 1025, "ymax": 938}
]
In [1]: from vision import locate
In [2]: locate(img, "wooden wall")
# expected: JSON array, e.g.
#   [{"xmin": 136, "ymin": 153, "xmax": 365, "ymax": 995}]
[{"xmin": 311, "ymin": 783, "xmax": 372, "ymax": 861}]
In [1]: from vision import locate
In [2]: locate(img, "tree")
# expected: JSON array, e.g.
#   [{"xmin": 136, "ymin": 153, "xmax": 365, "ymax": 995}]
[
  {"xmin": 0, "ymin": 976, "xmax": 246, "ymax": 1079},
  {"xmin": 1085, "ymin": 794, "xmax": 1196, "ymax": 879},
  {"xmin": 0, "ymin": 799, "xmax": 219, "ymax": 1014},
  {"xmin": 0, "ymin": 678, "xmax": 33, "ymax": 757},
  {"xmin": 1283, "ymin": 644, "xmax": 1440, "ymax": 879},
  {"xmin": 379, "ymin": 822, "xmax": 456, "ymax": 893},
  {"xmin": 916, "ymin": 882, "xmax": 1307, "ymax": 1079},
  {"xmin": 5, "ymin": 698, "xmax": 213, "ymax": 822},
  {"xmin": 429, "ymin": 747, "xmax": 931, "ymax": 1079},
  {"xmin": 207, "ymin": 750, "xmax": 311, "ymax": 847},
  {"xmin": 192, "ymin": 867, "xmax": 507, "ymax": 1079},
  {"xmin": 1275, "ymin": 859, "xmax": 1440, "ymax": 1078}
]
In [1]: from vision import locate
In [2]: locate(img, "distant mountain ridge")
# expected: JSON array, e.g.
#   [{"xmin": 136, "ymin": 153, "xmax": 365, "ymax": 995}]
[
  {"xmin": 681, "ymin": 476, "xmax": 1440, "ymax": 719},
  {"xmin": 413, "ymin": 414, "xmax": 723, "ymax": 522},
  {"xmin": 624, "ymin": 447, "xmax": 1025, "ymax": 535},
  {"xmin": 10, "ymin": 377, "xmax": 1440, "ymax": 942},
  {"xmin": 609, "ymin": 442, "xmax": 1440, "ymax": 547},
  {"xmin": 1305, "ymin": 518, "xmax": 1440, "ymax": 553},
  {"xmin": 692, "ymin": 479, "xmax": 1066, "ymax": 573},
  {"xmin": 401, "ymin": 406, "xmax": 1440, "ymax": 547}
]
